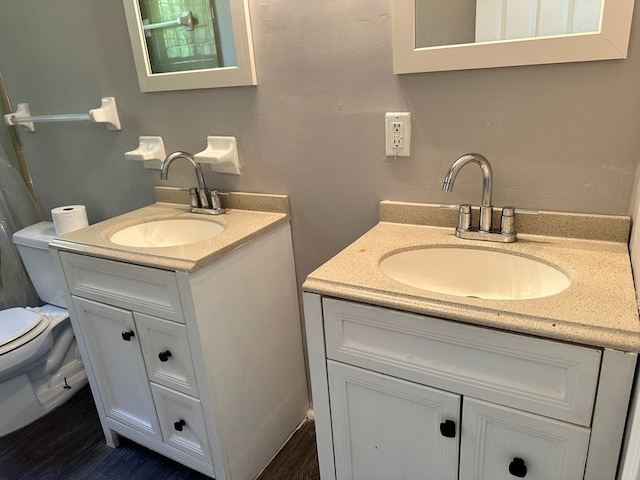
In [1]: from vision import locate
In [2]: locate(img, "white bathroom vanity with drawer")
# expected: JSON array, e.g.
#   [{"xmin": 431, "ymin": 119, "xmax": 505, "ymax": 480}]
[
  {"xmin": 303, "ymin": 201, "xmax": 640, "ymax": 480},
  {"xmin": 50, "ymin": 193, "xmax": 309, "ymax": 480}
]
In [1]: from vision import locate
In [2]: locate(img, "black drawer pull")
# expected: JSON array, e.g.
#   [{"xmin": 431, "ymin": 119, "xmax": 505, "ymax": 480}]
[
  {"xmin": 439, "ymin": 420, "xmax": 456, "ymax": 438},
  {"xmin": 174, "ymin": 419, "xmax": 186, "ymax": 431},
  {"xmin": 158, "ymin": 350, "xmax": 172, "ymax": 362},
  {"xmin": 509, "ymin": 458, "xmax": 527, "ymax": 477},
  {"xmin": 121, "ymin": 330, "xmax": 135, "ymax": 341}
]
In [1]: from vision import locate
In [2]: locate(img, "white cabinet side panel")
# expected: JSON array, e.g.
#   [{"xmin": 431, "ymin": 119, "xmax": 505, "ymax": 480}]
[
  {"xmin": 303, "ymin": 291, "xmax": 336, "ymax": 480},
  {"xmin": 585, "ymin": 349, "xmax": 637, "ymax": 480},
  {"xmin": 187, "ymin": 224, "xmax": 309, "ymax": 480}
]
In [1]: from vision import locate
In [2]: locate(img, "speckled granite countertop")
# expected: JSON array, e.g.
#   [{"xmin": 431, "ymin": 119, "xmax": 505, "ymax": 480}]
[
  {"xmin": 50, "ymin": 190, "xmax": 290, "ymax": 273},
  {"xmin": 303, "ymin": 201, "xmax": 640, "ymax": 352}
]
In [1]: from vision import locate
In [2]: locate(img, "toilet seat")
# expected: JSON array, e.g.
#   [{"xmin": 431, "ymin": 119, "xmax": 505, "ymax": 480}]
[{"xmin": 0, "ymin": 308, "xmax": 49, "ymax": 356}]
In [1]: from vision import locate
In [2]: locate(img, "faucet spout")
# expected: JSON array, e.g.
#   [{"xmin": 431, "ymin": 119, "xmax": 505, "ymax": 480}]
[
  {"xmin": 160, "ymin": 151, "xmax": 207, "ymax": 190},
  {"xmin": 160, "ymin": 151, "xmax": 225, "ymax": 215},
  {"xmin": 442, "ymin": 153, "xmax": 493, "ymax": 232}
]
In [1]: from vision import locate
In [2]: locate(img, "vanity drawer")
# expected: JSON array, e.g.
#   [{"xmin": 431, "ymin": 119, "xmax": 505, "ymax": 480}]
[
  {"xmin": 322, "ymin": 298, "xmax": 601, "ymax": 426},
  {"xmin": 135, "ymin": 313, "xmax": 199, "ymax": 397},
  {"xmin": 60, "ymin": 252, "xmax": 184, "ymax": 323},
  {"xmin": 151, "ymin": 383, "xmax": 211, "ymax": 464}
]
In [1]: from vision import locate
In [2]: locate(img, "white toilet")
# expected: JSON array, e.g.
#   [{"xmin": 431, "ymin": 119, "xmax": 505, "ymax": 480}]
[{"xmin": 0, "ymin": 221, "xmax": 87, "ymax": 437}]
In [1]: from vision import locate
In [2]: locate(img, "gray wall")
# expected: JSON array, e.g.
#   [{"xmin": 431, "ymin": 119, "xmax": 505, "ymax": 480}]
[{"xmin": 1, "ymin": 0, "xmax": 640, "ymax": 286}]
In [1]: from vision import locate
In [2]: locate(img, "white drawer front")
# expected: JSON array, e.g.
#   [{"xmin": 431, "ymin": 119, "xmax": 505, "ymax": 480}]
[
  {"xmin": 135, "ymin": 313, "xmax": 199, "ymax": 397},
  {"xmin": 323, "ymin": 298, "xmax": 601, "ymax": 426},
  {"xmin": 150, "ymin": 383, "xmax": 211, "ymax": 464},
  {"xmin": 61, "ymin": 252, "xmax": 184, "ymax": 323},
  {"xmin": 460, "ymin": 397, "xmax": 590, "ymax": 480}
]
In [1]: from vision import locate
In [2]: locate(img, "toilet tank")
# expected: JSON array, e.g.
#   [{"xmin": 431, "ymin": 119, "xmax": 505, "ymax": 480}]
[{"xmin": 12, "ymin": 221, "xmax": 66, "ymax": 308}]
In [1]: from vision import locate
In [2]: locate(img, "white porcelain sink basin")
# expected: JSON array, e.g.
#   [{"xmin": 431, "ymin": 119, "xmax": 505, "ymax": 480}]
[
  {"xmin": 109, "ymin": 218, "xmax": 225, "ymax": 248},
  {"xmin": 379, "ymin": 247, "xmax": 570, "ymax": 300}
]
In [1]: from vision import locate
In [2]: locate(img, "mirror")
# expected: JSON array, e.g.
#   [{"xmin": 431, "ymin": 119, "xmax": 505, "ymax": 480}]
[
  {"xmin": 122, "ymin": 0, "xmax": 256, "ymax": 91},
  {"xmin": 393, "ymin": 0, "xmax": 636, "ymax": 73}
]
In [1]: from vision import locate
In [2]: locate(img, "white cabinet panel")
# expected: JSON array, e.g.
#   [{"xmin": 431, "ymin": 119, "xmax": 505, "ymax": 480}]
[
  {"xmin": 72, "ymin": 296, "xmax": 161, "ymax": 440},
  {"xmin": 460, "ymin": 397, "xmax": 590, "ymax": 480},
  {"xmin": 328, "ymin": 361, "xmax": 460, "ymax": 480},
  {"xmin": 323, "ymin": 298, "xmax": 600, "ymax": 426},
  {"xmin": 135, "ymin": 312, "xmax": 198, "ymax": 397},
  {"xmin": 151, "ymin": 383, "xmax": 211, "ymax": 463},
  {"xmin": 61, "ymin": 252, "xmax": 184, "ymax": 322}
]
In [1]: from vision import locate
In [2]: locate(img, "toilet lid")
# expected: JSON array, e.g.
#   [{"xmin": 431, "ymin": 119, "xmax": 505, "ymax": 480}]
[{"xmin": 0, "ymin": 308, "xmax": 45, "ymax": 348}]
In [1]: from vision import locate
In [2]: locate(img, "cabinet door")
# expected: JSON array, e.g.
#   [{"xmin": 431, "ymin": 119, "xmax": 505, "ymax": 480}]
[
  {"xmin": 328, "ymin": 361, "xmax": 460, "ymax": 480},
  {"xmin": 460, "ymin": 397, "xmax": 590, "ymax": 480},
  {"xmin": 72, "ymin": 296, "xmax": 162, "ymax": 440},
  {"xmin": 135, "ymin": 313, "xmax": 198, "ymax": 397}
]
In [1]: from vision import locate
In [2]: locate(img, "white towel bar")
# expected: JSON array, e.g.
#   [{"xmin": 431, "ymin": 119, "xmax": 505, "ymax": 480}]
[{"xmin": 4, "ymin": 97, "xmax": 121, "ymax": 132}]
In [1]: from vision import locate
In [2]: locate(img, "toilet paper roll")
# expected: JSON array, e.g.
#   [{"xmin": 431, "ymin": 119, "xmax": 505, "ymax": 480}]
[{"xmin": 51, "ymin": 205, "xmax": 89, "ymax": 235}]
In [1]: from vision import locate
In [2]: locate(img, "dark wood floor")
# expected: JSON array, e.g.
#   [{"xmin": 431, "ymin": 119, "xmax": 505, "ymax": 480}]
[{"xmin": 0, "ymin": 385, "xmax": 319, "ymax": 480}]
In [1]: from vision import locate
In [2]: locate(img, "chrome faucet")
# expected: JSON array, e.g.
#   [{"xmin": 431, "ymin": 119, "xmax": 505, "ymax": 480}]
[
  {"xmin": 442, "ymin": 153, "xmax": 516, "ymax": 243},
  {"xmin": 160, "ymin": 151, "xmax": 225, "ymax": 215}
]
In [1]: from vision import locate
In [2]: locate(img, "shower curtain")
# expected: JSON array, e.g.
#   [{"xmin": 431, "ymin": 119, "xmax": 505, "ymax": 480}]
[{"xmin": 0, "ymin": 142, "xmax": 42, "ymax": 308}]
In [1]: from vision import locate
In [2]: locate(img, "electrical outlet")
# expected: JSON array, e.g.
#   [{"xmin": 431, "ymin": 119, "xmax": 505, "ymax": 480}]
[{"xmin": 385, "ymin": 112, "xmax": 411, "ymax": 157}]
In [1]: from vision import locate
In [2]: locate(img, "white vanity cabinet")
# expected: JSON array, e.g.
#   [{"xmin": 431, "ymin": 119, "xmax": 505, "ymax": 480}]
[
  {"xmin": 304, "ymin": 295, "xmax": 637, "ymax": 480},
  {"xmin": 53, "ymin": 223, "xmax": 309, "ymax": 480}
]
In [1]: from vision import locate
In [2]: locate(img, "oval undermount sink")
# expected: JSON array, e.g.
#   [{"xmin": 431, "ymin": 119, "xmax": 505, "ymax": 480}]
[
  {"xmin": 379, "ymin": 247, "xmax": 570, "ymax": 300},
  {"xmin": 109, "ymin": 218, "xmax": 225, "ymax": 248}
]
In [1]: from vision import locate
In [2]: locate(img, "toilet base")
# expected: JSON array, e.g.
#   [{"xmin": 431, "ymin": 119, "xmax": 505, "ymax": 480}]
[{"xmin": 0, "ymin": 356, "xmax": 88, "ymax": 437}]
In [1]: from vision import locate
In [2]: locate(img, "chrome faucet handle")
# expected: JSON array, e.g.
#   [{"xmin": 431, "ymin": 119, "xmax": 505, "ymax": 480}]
[
  {"xmin": 209, "ymin": 190, "xmax": 226, "ymax": 214},
  {"xmin": 500, "ymin": 206, "xmax": 516, "ymax": 235},
  {"xmin": 458, "ymin": 204, "xmax": 471, "ymax": 231},
  {"xmin": 177, "ymin": 187, "xmax": 200, "ymax": 209}
]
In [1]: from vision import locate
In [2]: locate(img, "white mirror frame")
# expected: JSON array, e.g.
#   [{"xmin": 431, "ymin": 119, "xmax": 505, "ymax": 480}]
[
  {"xmin": 393, "ymin": 0, "xmax": 636, "ymax": 73},
  {"xmin": 122, "ymin": 0, "xmax": 257, "ymax": 91}
]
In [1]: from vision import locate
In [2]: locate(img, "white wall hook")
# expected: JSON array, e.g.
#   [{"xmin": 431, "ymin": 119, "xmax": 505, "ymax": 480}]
[
  {"xmin": 4, "ymin": 97, "xmax": 121, "ymax": 132},
  {"xmin": 124, "ymin": 136, "xmax": 167, "ymax": 169},
  {"xmin": 194, "ymin": 136, "xmax": 241, "ymax": 175}
]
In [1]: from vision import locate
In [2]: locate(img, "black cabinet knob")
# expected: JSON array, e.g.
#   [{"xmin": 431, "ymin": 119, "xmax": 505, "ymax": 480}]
[
  {"xmin": 439, "ymin": 420, "xmax": 456, "ymax": 438},
  {"xmin": 121, "ymin": 330, "xmax": 135, "ymax": 341},
  {"xmin": 174, "ymin": 419, "xmax": 186, "ymax": 431},
  {"xmin": 158, "ymin": 350, "xmax": 172, "ymax": 362},
  {"xmin": 509, "ymin": 458, "xmax": 527, "ymax": 477}
]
